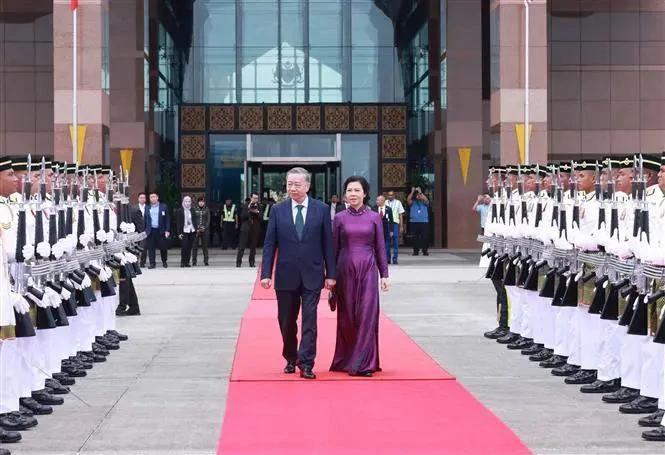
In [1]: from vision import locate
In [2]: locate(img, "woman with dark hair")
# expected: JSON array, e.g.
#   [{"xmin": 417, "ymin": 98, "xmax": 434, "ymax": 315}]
[{"xmin": 330, "ymin": 176, "xmax": 389, "ymax": 377}]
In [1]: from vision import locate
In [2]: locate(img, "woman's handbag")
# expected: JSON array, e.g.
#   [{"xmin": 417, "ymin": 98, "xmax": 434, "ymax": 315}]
[{"xmin": 328, "ymin": 290, "xmax": 337, "ymax": 312}]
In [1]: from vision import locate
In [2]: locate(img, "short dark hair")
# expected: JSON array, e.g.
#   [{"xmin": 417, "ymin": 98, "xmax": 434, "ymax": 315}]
[
  {"xmin": 251, "ymin": 192, "xmax": 258, "ymax": 198},
  {"xmin": 197, "ymin": 196, "xmax": 205, "ymax": 202},
  {"xmin": 343, "ymin": 176, "xmax": 370, "ymax": 205},
  {"xmin": 138, "ymin": 192, "xmax": 146, "ymax": 198},
  {"xmin": 149, "ymin": 191, "xmax": 158, "ymax": 197}
]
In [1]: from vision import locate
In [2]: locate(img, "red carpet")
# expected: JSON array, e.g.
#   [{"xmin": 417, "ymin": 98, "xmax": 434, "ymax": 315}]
[
  {"xmin": 219, "ymin": 381, "xmax": 530, "ymax": 455},
  {"xmin": 230, "ymin": 312, "xmax": 453, "ymax": 382},
  {"xmin": 218, "ymin": 272, "xmax": 530, "ymax": 454}
]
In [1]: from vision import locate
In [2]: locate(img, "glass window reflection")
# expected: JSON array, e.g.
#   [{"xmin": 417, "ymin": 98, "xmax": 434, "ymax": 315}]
[{"xmin": 183, "ymin": 0, "xmax": 403, "ymax": 103}]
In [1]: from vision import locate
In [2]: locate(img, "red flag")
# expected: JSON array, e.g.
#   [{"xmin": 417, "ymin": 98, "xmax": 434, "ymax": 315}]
[{"xmin": 71, "ymin": 0, "xmax": 78, "ymax": 10}]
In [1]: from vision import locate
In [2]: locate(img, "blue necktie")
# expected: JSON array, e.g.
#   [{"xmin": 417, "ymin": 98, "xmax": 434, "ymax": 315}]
[{"xmin": 295, "ymin": 205, "xmax": 304, "ymax": 240}]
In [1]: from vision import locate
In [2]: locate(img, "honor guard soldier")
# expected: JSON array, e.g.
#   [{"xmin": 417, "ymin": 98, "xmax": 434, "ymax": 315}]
[{"xmin": 641, "ymin": 150, "xmax": 665, "ymax": 441}]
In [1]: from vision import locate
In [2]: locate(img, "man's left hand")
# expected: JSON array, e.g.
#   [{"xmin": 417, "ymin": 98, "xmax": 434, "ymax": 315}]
[{"xmin": 325, "ymin": 279, "xmax": 336, "ymax": 290}]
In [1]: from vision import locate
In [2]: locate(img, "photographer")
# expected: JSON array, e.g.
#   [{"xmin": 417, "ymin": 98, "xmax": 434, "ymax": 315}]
[
  {"xmin": 236, "ymin": 192, "xmax": 261, "ymax": 267},
  {"xmin": 407, "ymin": 186, "xmax": 430, "ymax": 256}
]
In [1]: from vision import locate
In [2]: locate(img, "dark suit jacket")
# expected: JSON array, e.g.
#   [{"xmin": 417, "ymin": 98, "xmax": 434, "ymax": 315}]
[
  {"xmin": 373, "ymin": 205, "xmax": 394, "ymax": 239},
  {"xmin": 132, "ymin": 204, "xmax": 146, "ymax": 233},
  {"xmin": 175, "ymin": 207, "xmax": 201, "ymax": 236},
  {"xmin": 261, "ymin": 198, "xmax": 336, "ymax": 291},
  {"xmin": 145, "ymin": 203, "xmax": 170, "ymax": 235},
  {"xmin": 238, "ymin": 203, "xmax": 261, "ymax": 232}
]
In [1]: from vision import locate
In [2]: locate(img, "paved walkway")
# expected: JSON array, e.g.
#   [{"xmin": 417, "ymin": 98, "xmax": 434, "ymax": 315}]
[{"xmin": 9, "ymin": 250, "xmax": 663, "ymax": 454}]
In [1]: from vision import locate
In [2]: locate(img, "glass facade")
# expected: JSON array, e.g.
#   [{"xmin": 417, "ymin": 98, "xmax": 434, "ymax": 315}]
[
  {"xmin": 340, "ymin": 134, "xmax": 378, "ymax": 200},
  {"xmin": 183, "ymin": 0, "xmax": 404, "ymax": 104},
  {"xmin": 208, "ymin": 134, "xmax": 247, "ymax": 204}
]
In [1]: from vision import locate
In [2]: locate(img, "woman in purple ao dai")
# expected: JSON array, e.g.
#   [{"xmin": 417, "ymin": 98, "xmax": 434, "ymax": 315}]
[{"xmin": 330, "ymin": 176, "xmax": 390, "ymax": 377}]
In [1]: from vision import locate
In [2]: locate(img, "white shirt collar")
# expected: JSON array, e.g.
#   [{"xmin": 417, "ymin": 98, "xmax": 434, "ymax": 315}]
[{"xmin": 292, "ymin": 196, "xmax": 308, "ymax": 209}]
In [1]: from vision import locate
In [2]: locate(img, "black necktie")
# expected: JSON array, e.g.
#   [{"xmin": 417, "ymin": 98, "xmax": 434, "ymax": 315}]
[{"xmin": 295, "ymin": 205, "xmax": 304, "ymax": 240}]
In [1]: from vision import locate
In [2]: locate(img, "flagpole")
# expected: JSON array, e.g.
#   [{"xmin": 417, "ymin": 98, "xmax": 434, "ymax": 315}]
[{"xmin": 73, "ymin": 2, "xmax": 78, "ymax": 164}]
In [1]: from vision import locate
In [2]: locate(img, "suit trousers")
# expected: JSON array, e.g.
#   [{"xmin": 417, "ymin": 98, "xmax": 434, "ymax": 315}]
[
  {"xmin": 410, "ymin": 222, "xmax": 429, "ymax": 253},
  {"xmin": 180, "ymin": 232, "xmax": 195, "ymax": 265},
  {"xmin": 236, "ymin": 224, "xmax": 259, "ymax": 266},
  {"xmin": 147, "ymin": 231, "xmax": 168, "ymax": 266},
  {"xmin": 192, "ymin": 231, "xmax": 209, "ymax": 264},
  {"xmin": 139, "ymin": 238, "xmax": 147, "ymax": 266},
  {"xmin": 276, "ymin": 286, "xmax": 320, "ymax": 369}
]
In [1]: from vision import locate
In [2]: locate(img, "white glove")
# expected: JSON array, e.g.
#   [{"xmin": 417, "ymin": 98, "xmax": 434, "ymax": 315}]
[
  {"xmin": 11, "ymin": 292, "xmax": 30, "ymax": 314},
  {"xmin": 44, "ymin": 287, "xmax": 61, "ymax": 308},
  {"xmin": 128, "ymin": 223, "xmax": 136, "ymax": 233},
  {"xmin": 120, "ymin": 222, "xmax": 129, "ymax": 233},
  {"xmin": 66, "ymin": 234, "xmax": 77, "ymax": 251},
  {"xmin": 96, "ymin": 229, "xmax": 107, "ymax": 243},
  {"xmin": 114, "ymin": 252, "xmax": 127, "ymax": 265},
  {"xmin": 60, "ymin": 286, "xmax": 71, "ymax": 301},
  {"xmin": 82, "ymin": 274, "xmax": 92, "ymax": 288},
  {"xmin": 51, "ymin": 242, "xmax": 65, "ymax": 259},
  {"xmin": 36, "ymin": 241, "xmax": 51, "ymax": 259},
  {"xmin": 125, "ymin": 252, "xmax": 137, "ymax": 263},
  {"xmin": 79, "ymin": 234, "xmax": 89, "ymax": 247},
  {"xmin": 106, "ymin": 231, "xmax": 116, "ymax": 243},
  {"xmin": 22, "ymin": 244, "xmax": 34, "ymax": 261}
]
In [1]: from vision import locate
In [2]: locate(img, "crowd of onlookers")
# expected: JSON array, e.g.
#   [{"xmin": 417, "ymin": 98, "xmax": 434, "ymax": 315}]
[{"xmin": 134, "ymin": 187, "xmax": 434, "ymax": 269}]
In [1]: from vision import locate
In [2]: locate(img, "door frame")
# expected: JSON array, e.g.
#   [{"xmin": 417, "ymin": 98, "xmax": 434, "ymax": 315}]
[{"xmin": 246, "ymin": 161, "xmax": 340, "ymax": 202}]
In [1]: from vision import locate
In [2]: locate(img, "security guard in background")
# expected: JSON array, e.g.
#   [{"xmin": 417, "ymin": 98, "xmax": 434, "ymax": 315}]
[{"xmin": 221, "ymin": 197, "xmax": 238, "ymax": 250}]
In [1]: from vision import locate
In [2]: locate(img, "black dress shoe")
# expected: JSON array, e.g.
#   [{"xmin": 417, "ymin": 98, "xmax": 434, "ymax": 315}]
[
  {"xmin": 300, "ymin": 369, "xmax": 316, "ymax": 380},
  {"xmin": 45, "ymin": 379, "xmax": 70, "ymax": 395},
  {"xmin": 107, "ymin": 330, "xmax": 128, "ymax": 341},
  {"xmin": 0, "ymin": 428, "xmax": 21, "ymax": 443},
  {"xmin": 642, "ymin": 426, "xmax": 665, "ymax": 441},
  {"xmin": 496, "ymin": 332, "xmax": 520, "ymax": 344},
  {"xmin": 32, "ymin": 390, "xmax": 64, "ymax": 406},
  {"xmin": 19, "ymin": 398, "xmax": 52, "ymax": 415},
  {"xmin": 18, "ymin": 406, "xmax": 33, "ymax": 417},
  {"xmin": 580, "ymin": 379, "xmax": 621, "ymax": 394},
  {"xmin": 521, "ymin": 344, "xmax": 544, "ymax": 355},
  {"xmin": 284, "ymin": 362, "xmax": 296, "ymax": 374},
  {"xmin": 551, "ymin": 363, "xmax": 580, "ymax": 377},
  {"xmin": 564, "ymin": 369, "xmax": 596, "ymax": 384},
  {"xmin": 350, "ymin": 371, "xmax": 373, "ymax": 377},
  {"xmin": 530, "ymin": 348, "xmax": 553, "ymax": 362},
  {"xmin": 507, "ymin": 337, "xmax": 533, "ymax": 350},
  {"xmin": 619, "ymin": 396, "xmax": 659, "ymax": 414},
  {"xmin": 0, "ymin": 413, "xmax": 38, "ymax": 431},
  {"xmin": 639, "ymin": 409, "xmax": 665, "ymax": 427},
  {"xmin": 0, "ymin": 447, "xmax": 12, "ymax": 455},
  {"xmin": 52, "ymin": 372, "xmax": 75, "ymax": 386},
  {"xmin": 539, "ymin": 355, "xmax": 567, "ymax": 368},
  {"xmin": 602, "ymin": 387, "xmax": 640, "ymax": 404},
  {"xmin": 483, "ymin": 326, "xmax": 508, "ymax": 339}
]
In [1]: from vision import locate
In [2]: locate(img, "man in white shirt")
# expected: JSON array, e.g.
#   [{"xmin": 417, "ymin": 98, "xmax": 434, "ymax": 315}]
[
  {"xmin": 385, "ymin": 191, "xmax": 405, "ymax": 264},
  {"xmin": 328, "ymin": 194, "xmax": 345, "ymax": 221}
]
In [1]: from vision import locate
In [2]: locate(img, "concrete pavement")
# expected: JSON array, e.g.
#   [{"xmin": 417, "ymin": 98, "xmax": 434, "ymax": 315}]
[{"xmin": 7, "ymin": 250, "xmax": 664, "ymax": 454}]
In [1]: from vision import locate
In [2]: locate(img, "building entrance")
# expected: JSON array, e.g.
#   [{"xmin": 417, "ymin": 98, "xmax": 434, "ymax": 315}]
[{"xmin": 247, "ymin": 162, "xmax": 340, "ymax": 204}]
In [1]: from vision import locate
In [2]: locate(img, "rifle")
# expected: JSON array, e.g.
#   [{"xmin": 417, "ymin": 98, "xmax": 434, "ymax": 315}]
[{"xmin": 595, "ymin": 161, "xmax": 605, "ymax": 230}]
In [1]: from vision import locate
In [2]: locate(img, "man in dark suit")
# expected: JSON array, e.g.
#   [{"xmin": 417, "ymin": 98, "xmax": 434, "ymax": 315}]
[
  {"xmin": 146, "ymin": 191, "xmax": 170, "ymax": 268},
  {"xmin": 374, "ymin": 195, "xmax": 394, "ymax": 264},
  {"xmin": 133, "ymin": 192, "xmax": 148, "ymax": 267},
  {"xmin": 236, "ymin": 192, "xmax": 261, "ymax": 267},
  {"xmin": 261, "ymin": 167, "xmax": 337, "ymax": 380},
  {"xmin": 327, "ymin": 194, "xmax": 345, "ymax": 222}
]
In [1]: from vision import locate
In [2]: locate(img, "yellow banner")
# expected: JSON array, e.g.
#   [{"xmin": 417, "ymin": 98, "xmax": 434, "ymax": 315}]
[
  {"xmin": 68, "ymin": 125, "xmax": 87, "ymax": 164},
  {"xmin": 515, "ymin": 124, "xmax": 533, "ymax": 165},
  {"xmin": 120, "ymin": 149, "xmax": 134, "ymax": 178},
  {"xmin": 457, "ymin": 147, "xmax": 471, "ymax": 186}
]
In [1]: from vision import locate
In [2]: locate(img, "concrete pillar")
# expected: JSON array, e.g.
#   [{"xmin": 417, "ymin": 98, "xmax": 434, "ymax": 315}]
[
  {"xmin": 490, "ymin": 0, "xmax": 548, "ymax": 166},
  {"xmin": 109, "ymin": 0, "xmax": 146, "ymax": 199},
  {"xmin": 445, "ymin": 0, "xmax": 484, "ymax": 248},
  {"xmin": 53, "ymin": 0, "xmax": 110, "ymax": 165}
]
